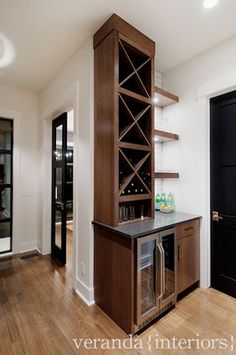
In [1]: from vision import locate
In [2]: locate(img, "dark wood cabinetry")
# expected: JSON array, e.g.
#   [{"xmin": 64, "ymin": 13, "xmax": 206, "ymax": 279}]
[
  {"xmin": 94, "ymin": 225, "xmax": 135, "ymax": 334},
  {"xmin": 94, "ymin": 14, "xmax": 155, "ymax": 226},
  {"xmin": 94, "ymin": 214, "xmax": 200, "ymax": 334},
  {"xmin": 177, "ymin": 219, "xmax": 200, "ymax": 294},
  {"xmin": 93, "ymin": 14, "xmax": 201, "ymax": 336},
  {"xmin": 94, "ymin": 224, "xmax": 177, "ymax": 334}
]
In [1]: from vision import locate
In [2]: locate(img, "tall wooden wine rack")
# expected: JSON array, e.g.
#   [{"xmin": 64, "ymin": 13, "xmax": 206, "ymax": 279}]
[{"xmin": 94, "ymin": 14, "xmax": 155, "ymax": 226}]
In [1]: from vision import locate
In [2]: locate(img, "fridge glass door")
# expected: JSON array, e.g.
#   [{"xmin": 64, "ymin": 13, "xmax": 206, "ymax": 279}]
[
  {"xmin": 160, "ymin": 229, "xmax": 176, "ymax": 301},
  {"xmin": 137, "ymin": 234, "xmax": 159, "ymax": 324}
]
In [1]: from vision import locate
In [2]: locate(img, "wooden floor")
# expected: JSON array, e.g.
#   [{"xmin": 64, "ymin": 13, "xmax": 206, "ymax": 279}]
[{"xmin": 0, "ymin": 255, "xmax": 236, "ymax": 355}]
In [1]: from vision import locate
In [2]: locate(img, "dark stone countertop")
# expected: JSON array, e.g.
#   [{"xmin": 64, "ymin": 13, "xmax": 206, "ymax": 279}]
[{"xmin": 93, "ymin": 211, "xmax": 201, "ymax": 239}]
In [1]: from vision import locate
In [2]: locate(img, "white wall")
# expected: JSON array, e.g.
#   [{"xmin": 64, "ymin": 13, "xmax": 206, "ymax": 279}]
[
  {"xmin": 154, "ymin": 71, "xmax": 164, "ymax": 195},
  {"xmin": 39, "ymin": 36, "xmax": 94, "ymax": 304},
  {"xmin": 0, "ymin": 83, "xmax": 40, "ymax": 253},
  {"xmin": 161, "ymin": 35, "xmax": 236, "ymax": 287}
]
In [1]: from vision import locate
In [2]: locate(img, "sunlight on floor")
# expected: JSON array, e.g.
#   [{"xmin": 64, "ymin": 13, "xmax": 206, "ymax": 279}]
[{"xmin": 0, "ymin": 237, "xmax": 10, "ymax": 252}]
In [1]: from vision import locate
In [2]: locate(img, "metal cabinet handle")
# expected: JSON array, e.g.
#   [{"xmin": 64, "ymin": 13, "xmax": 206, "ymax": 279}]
[
  {"xmin": 157, "ymin": 243, "xmax": 163, "ymax": 300},
  {"xmin": 178, "ymin": 245, "xmax": 181, "ymax": 261},
  {"xmin": 160, "ymin": 243, "xmax": 165, "ymax": 299},
  {"xmin": 154, "ymin": 248, "xmax": 157, "ymax": 293}
]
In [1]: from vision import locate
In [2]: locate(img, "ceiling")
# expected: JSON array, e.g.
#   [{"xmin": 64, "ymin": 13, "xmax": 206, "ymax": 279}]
[{"xmin": 1, "ymin": 0, "xmax": 236, "ymax": 93}]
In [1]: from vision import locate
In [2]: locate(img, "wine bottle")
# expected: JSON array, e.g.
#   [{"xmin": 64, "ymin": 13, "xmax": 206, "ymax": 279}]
[
  {"xmin": 119, "ymin": 206, "xmax": 123, "ymax": 222},
  {"xmin": 129, "ymin": 205, "xmax": 135, "ymax": 220}
]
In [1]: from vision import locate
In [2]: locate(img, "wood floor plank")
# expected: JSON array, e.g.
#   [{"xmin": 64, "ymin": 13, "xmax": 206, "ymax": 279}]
[{"xmin": 0, "ymin": 255, "xmax": 236, "ymax": 354}]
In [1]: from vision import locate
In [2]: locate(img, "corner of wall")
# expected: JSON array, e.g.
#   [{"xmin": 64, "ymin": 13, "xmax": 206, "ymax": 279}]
[{"xmin": 75, "ymin": 277, "xmax": 94, "ymax": 306}]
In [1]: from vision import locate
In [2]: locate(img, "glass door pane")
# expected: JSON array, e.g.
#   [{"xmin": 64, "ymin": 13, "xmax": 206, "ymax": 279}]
[
  {"xmin": 51, "ymin": 113, "xmax": 67, "ymax": 264},
  {"xmin": 55, "ymin": 125, "xmax": 63, "ymax": 161},
  {"xmin": 54, "ymin": 167, "xmax": 62, "ymax": 249},
  {"xmin": 66, "ymin": 111, "xmax": 73, "ymax": 223},
  {"xmin": 0, "ymin": 120, "xmax": 12, "ymax": 151},
  {"xmin": 137, "ymin": 234, "xmax": 159, "ymax": 324},
  {"xmin": 161, "ymin": 231, "xmax": 176, "ymax": 301},
  {"xmin": 140, "ymin": 240, "xmax": 156, "ymax": 314},
  {"xmin": 0, "ymin": 154, "xmax": 11, "ymax": 184},
  {"xmin": 0, "ymin": 118, "xmax": 13, "ymax": 254},
  {"xmin": 0, "ymin": 188, "xmax": 11, "ymax": 220},
  {"xmin": 66, "ymin": 148, "xmax": 73, "ymax": 218}
]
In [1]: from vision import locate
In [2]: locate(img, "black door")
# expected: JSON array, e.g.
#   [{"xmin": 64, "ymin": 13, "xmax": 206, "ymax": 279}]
[
  {"xmin": 51, "ymin": 113, "xmax": 67, "ymax": 264},
  {"xmin": 0, "ymin": 118, "xmax": 13, "ymax": 254},
  {"xmin": 211, "ymin": 90, "xmax": 236, "ymax": 297}
]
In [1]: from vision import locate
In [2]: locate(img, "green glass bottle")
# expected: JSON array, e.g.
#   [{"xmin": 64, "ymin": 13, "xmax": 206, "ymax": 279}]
[
  {"xmin": 160, "ymin": 193, "xmax": 166, "ymax": 207},
  {"xmin": 155, "ymin": 193, "xmax": 161, "ymax": 210}
]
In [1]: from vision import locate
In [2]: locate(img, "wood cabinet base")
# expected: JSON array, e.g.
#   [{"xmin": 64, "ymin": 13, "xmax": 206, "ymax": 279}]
[
  {"xmin": 177, "ymin": 281, "xmax": 200, "ymax": 302},
  {"xmin": 94, "ymin": 226, "xmax": 135, "ymax": 334},
  {"xmin": 177, "ymin": 219, "xmax": 200, "ymax": 295},
  {"xmin": 94, "ymin": 218, "xmax": 201, "ymax": 334}
]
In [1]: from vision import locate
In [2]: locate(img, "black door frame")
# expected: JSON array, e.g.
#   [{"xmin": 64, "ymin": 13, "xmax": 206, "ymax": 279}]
[
  {"xmin": 0, "ymin": 117, "xmax": 13, "ymax": 254},
  {"xmin": 51, "ymin": 113, "xmax": 67, "ymax": 264}
]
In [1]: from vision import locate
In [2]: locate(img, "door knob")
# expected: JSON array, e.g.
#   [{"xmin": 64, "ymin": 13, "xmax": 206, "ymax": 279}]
[{"xmin": 212, "ymin": 211, "xmax": 223, "ymax": 222}]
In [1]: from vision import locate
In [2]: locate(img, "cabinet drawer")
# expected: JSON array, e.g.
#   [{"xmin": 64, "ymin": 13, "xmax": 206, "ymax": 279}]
[{"xmin": 177, "ymin": 219, "xmax": 199, "ymax": 240}]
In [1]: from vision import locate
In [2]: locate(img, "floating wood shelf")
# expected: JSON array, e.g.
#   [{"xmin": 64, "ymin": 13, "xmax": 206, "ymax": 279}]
[
  {"xmin": 119, "ymin": 87, "xmax": 152, "ymax": 105},
  {"xmin": 154, "ymin": 87, "xmax": 179, "ymax": 108},
  {"xmin": 155, "ymin": 172, "xmax": 179, "ymax": 179},
  {"xmin": 119, "ymin": 141, "xmax": 152, "ymax": 151},
  {"xmin": 154, "ymin": 129, "xmax": 179, "ymax": 143}
]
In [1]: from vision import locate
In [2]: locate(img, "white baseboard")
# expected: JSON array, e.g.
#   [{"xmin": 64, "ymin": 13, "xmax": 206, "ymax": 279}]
[
  {"xmin": 75, "ymin": 277, "xmax": 94, "ymax": 306},
  {"xmin": 37, "ymin": 240, "xmax": 42, "ymax": 253},
  {"xmin": 20, "ymin": 241, "xmax": 37, "ymax": 253}
]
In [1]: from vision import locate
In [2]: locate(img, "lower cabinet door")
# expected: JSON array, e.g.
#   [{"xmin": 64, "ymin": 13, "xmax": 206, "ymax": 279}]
[
  {"xmin": 136, "ymin": 234, "xmax": 160, "ymax": 326},
  {"xmin": 177, "ymin": 233, "xmax": 200, "ymax": 294}
]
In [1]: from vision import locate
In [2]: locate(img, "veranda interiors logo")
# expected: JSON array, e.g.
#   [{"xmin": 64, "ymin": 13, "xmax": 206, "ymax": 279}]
[{"xmin": 72, "ymin": 334, "xmax": 234, "ymax": 352}]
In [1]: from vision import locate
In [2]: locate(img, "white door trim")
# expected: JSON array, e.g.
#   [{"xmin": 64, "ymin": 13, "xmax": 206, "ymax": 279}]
[{"xmin": 40, "ymin": 81, "xmax": 79, "ymax": 288}]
